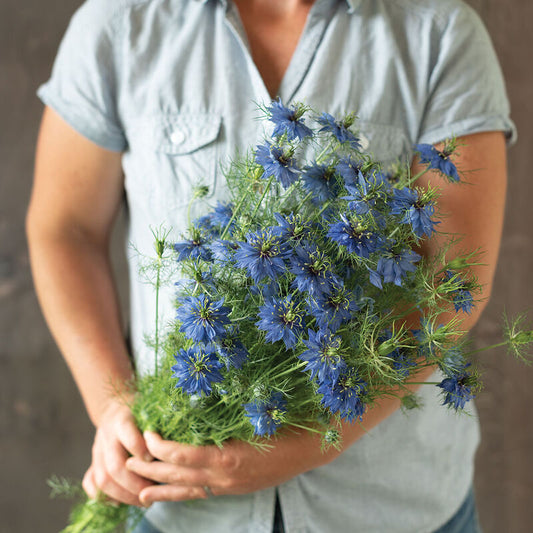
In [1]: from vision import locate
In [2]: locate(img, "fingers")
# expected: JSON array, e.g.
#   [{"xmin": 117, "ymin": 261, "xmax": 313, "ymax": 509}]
[
  {"xmin": 92, "ymin": 436, "xmax": 148, "ymax": 507},
  {"xmin": 139, "ymin": 484, "xmax": 209, "ymax": 506},
  {"xmin": 143, "ymin": 431, "xmax": 219, "ymax": 468},
  {"xmin": 126, "ymin": 457, "xmax": 210, "ymax": 487},
  {"xmin": 115, "ymin": 409, "xmax": 153, "ymax": 462}
]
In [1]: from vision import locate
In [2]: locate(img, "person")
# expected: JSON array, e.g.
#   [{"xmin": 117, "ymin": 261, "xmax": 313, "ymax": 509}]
[{"xmin": 27, "ymin": 0, "xmax": 515, "ymax": 531}]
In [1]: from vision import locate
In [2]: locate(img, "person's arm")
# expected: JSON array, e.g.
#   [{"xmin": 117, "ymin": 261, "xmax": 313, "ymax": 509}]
[
  {"xmin": 27, "ymin": 107, "xmax": 154, "ymax": 506},
  {"xmin": 126, "ymin": 130, "xmax": 507, "ymax": 506}
]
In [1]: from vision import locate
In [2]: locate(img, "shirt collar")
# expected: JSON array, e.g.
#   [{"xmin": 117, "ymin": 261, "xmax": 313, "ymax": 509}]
[{"xmin": 193, "ymin": 0, "xmax": 361, "ymax": 13}]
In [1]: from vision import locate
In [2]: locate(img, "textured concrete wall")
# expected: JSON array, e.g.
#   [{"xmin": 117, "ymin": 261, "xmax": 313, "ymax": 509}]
[{"xmin": 1, "ymin": 1, "xmax": 532, "ymax": 532}]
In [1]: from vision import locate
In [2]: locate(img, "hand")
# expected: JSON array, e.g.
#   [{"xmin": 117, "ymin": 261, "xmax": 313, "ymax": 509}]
[
  {"xmin": 82, "ymin": 400, "xmax": 156, "ymax": 506},
  {"xmin": 126, "ymin": 429, "xmax": 339, "ymax": 506}
]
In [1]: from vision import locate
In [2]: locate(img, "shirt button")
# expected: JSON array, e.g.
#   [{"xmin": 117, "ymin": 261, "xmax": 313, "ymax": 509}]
[
  {"xmin": 359, "ymin": 133, "xmax": 370, "ymax": 151},
  {"xmin": 170, "ymin": 129, "xmax": 186, "ymax": 145}
]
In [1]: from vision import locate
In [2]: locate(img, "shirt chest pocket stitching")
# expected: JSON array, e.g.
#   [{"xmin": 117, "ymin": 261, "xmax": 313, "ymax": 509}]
[
  {"xmin": 142, "ymin": 113, "xmax": 222, "ymax": 211},
  {"xmin": 154, "ymin": 113, "xmax": 222, "ymax": 155}
]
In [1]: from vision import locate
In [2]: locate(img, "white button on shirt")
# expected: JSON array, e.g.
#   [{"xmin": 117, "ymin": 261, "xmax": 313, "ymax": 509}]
[{"xmin": 38, "ymin": 0, "xmax": 515, "ymax": 531}]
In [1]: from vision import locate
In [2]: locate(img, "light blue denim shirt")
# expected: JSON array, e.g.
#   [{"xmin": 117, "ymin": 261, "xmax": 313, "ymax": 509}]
[{"xmin": 38, "ymin": 0, "xmax": 516, "ymax": 531}]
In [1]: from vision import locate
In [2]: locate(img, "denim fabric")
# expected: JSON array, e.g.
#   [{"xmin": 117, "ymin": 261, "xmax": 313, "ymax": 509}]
[{"xmin": 38, "ymin": 0, "xmax": 514, "ymax": 531}]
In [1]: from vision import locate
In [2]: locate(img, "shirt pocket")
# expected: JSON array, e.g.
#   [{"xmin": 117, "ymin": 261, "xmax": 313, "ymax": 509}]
[
  {"xmin": 355, "ymin": 121, "xmax": 412, "ymax": 171},
  {"xmin": 125, "ymin": 112, "xmax": 222, "ymax": 217}
]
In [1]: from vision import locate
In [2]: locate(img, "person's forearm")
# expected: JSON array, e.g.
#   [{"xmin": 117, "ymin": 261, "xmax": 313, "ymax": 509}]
[{"xmin": 27, "ymin": 224, "xmax": 133, "ymax": 426}]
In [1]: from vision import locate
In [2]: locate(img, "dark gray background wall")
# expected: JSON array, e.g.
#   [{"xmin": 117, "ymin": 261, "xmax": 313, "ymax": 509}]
[{"xmin": 1, "ymin": 1, "xmax": 532, "ymax": 532}]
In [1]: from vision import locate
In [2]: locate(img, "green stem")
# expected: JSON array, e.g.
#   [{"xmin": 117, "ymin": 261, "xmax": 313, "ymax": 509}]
[
  {"xmin": 316, "ymin": 139, "xmax": 337, "ymax": 164},
  {"xmin": 251, "ymin": 176, "xmax": 275, "ymax": 220},
  {"xmin": 220, "ymin": 179, "xmax": 257, "ymax": 239},
  {"xmin": 463, "ymin": 341, "xmax": 508, "ymax": 357},
  {"xmin": 154, "ymin": 257, "xmax": 161, "ymax": 377}
]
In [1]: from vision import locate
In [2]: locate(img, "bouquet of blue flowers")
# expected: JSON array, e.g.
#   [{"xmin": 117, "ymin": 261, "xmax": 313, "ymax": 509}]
[{"xmin": 53, "ymin": 102, "xmax": 532, "ymax": 532}]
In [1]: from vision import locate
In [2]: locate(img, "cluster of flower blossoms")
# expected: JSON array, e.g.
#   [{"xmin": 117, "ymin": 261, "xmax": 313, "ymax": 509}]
[{"xmin": 171, "ymin": 101, "xmax": 476, "ymax": 435}]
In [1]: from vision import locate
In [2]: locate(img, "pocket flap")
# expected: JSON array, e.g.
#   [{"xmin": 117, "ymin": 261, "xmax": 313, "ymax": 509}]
[{"xmin": 153, "ymin": 113, "xmax": 222, "ymax": 155}]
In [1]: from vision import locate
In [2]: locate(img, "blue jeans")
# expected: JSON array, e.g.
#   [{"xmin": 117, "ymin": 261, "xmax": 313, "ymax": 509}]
[{"xmin": 130, "ymin": 487, "xmax": 482, "ymax": 533}]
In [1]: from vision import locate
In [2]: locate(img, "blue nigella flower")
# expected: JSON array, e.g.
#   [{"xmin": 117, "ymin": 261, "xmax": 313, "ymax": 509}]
[
  {"xmin": 256, "ymin": 296, "xmax": 306, "ymax": 349},
  {"xmin": 209, "ymin": 239, "xmax": 239, "ymax": 264},
  {"xmin": 390, "ymin": 187, "xmax": 439, "ymax": 238},
  {"xmin": 327, "ymin": 215, "xmax": 381, "ymax": 258},
  {"xmin": 171, "ymin": 344, "xmax": 224, "ymax": 396},
  {"xmin": 341, "ymin": 170, "xmax": 385, "ymax": 215},
  {"xmin": 301, "ymin": 163, "xmax": 341, "ymax": 204},
  {"xmin": 368, "ymin": 247, "xmax": 421, "ymax": 288},
  {"xmin": 317, "ymin": 112, "xmax": 362, "ymax": 150},
  {"xmin": 267, "ymin": 99, "xmax": 313, "ymax": 141},
  {"xmin": 289, "ymin": 244, "xmax": 340, "ymax": 296},
  {"xmin": 299, "ymin": 329, "xmax": 346, "ymax": 382},
  {"xmin": 437, "ymin": 364, "xmax": 475, "ymax": 410},
  {"xmin": 211, "ymin": 202, "xmax": 235, "ymax": 233},
  {"xmin": 215, "ymin": 329, "xmax": 249, "ymax": 370},
  {"xmin": 317, "ymin": 367, "xmax": 367, "ymax": 423},
  {"xmin": 415, "ymin": 143, "xmax": 460, "ymax": 182},
  {"xmin": 442, "ymin": 270, "xmax": 474, "ymax": 314},
  {"xmin": 174, "ymin": 269, "xmax": 215, "ymax": 293},
  {"xmin": 244, "ymin": 391, "xmax": 287, "ymax": 436},
  {"xmin": 273, "ymin": 212, "xmax": 313, "ymax": 243},
  {"xmin": 174, "ymin": 233, "xmax": 213, "ymax": 262},
  {"xmin": 308, "ymin": 283, "xmax": 360, "ymax": 331},
  {"xmin": 195, "ymin": 214, "xmax": 219, "ymax": 237},
  {"xmin": 335, "ymin": 156, "xmax": 363, "ymax": 188},
  {"xmin": 255, "ymin": 142, "xmax": 300, "ymax": 188},
  {"xmin": 234, "ymin": 228, "xmax": 291, "ymax": 283},
  {"xmin": 175, "ymin": 294, "xmax": 231, "ymax": 343}
]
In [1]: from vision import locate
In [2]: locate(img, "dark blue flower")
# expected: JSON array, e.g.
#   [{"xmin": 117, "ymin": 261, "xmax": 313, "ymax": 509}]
[
  {"xmin": 442, "ymin": 270, "xmax": 474, "ymax": 314},
  {"xmin": 174, "ymin": 234, "xmax": 213, "ymax": 262},
  {"xmin": 273, "ymin": 212, "xmax": 313, "ymax": 243},
  {"xmin": 415, "ymin": 143, "xmax": 460, "ymax": 182},
  {"xmin": 176, "ymin": 294, "xmax": 231, "ymax": 343},
  {"xmin": 317, "ymin": 112, "xmax": 361, "ymax": 150},
  {"xmin": 308, "ymin": 283, "xmax": 360, "ymax": 331},
  {"xmin": 175, "ymin": 269, "xmax": 215, "ymax": 293},
  {"xmin": 209, "ymin": 239, "xmax": 239, "ymax": 264},
  {"xmin": 335, "ymin": 156, "xmax": 363, "ymax": 188},
  {"xmin": 195, "ymin": 214, "xmax": 219, "ymax": 237},
  {"xmin": 327, "ymin": 215, "xmax": 382, "ymax": 258},
  {"xmin": 317, "ymin": 367, "xmax": 367, "ymax": 423},
  {"xmin": 211, "ymin": 202, "xmax": 235, "ymax": 232},
  {"xmin": 255, "ymin": 142, "xmax": 300, "ymax": 188},
  {"xmin": 171, "ymin": 345, "xmax": 224, "ymax": 396},
  {"xmin": 234, "ymin": 228, "xmax": 291, "ymax": 283},
  {"xmin": 299, "ymin": 329, "xmax": 346, "ymax": 382},
  {"xmin": 244, "ymin": 392, "xmax": 287, "ymax": 436},
  {"xmin": 368, "ymin": 247, "xmax": 421, "ymax": 288},
  {"xmin": 215, "ymin": 329, "xmax": 249, "ymax": 370},
  {"xmin": 289, "ymin": 244, "xmax": 340, "ymax": 296},
  {"xmin": 341, "ymin": 169, "xmax": 387, "ymax": 215},
  {"xmin": 301, "ymin": 163, "xmax": 341, "ymax": 203},
  {"xmin": 256, "ymin": 296, "xmax": 306, "ymax": 349},
  {"xmin": 438, "ymin": 365, "xmax": 475, "ymax": 410},
  {"xmin": 390, "ymin": 187, "xmax": 439, "ymax": 238},
  {"xmin": 268, "ymin": 99, "xmax": 313, "ymax": 141}
]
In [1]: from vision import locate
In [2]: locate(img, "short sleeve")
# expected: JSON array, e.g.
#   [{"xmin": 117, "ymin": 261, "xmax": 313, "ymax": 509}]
[
  {"xmin": 37, "ymin": 0, "xmax": 127, "ymax": 152},
  {"xmin": 417, "ymin": 2, "xmax": 517, "ymax": 147}
]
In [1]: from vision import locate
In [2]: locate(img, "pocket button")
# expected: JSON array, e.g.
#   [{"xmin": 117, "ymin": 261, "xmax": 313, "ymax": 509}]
[
  {"xmin": 170, "ymin": 129, "xmax": 186, "ymax": 145},
  {"xmin": 359, "ymin": 133, "xmax": 370, "ymax": 151}
]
